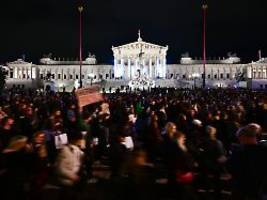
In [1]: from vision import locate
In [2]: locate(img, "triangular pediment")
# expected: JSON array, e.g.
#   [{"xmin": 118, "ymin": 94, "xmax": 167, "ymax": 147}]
[
  {"xmin": 7, "ymin": 59, "xmax": 32, "ymax": 65},
  {"xmin": 113, "ymin": 40, "xmax": 167, "ymax": 50}
]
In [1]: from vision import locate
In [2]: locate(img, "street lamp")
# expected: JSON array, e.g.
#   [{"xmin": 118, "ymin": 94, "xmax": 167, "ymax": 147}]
[
  {"xmin": 202, "ymin": 1, "xmax": 208, "ymax": 89},
  {"xmin": 78, "ymin": 5, "xmax": 84, "ymax": 88}
]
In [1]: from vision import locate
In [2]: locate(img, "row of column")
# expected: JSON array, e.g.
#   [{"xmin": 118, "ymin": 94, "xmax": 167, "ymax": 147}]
[
  {"xmin": 11, "ymin": 67, "xmax": 35, "ymax": 79},
  {"xmin": 114, "ymin": 57, "xmax": 167, "ymax": 79},
  {"xmin": 247, "ymin": 65, "xmax": 267, "ymax": 79},
  {"xmin": 169, "ymin": 67, "xmax": 239, "ymax": 80}
]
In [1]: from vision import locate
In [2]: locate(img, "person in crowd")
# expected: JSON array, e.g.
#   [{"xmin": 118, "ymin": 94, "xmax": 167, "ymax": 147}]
[
  {"xmin": 1, "ymin": 135, "xmax": 32, "ymax": 200},
  {"xmin": 109, "ymin": 134, "xmax": 130, "ymax": 178},
  {"xmin": 54, "ymin": 133, "xmax": 85, "ymax": 187},
  {"xmin": 228, "ymin": 123, "xmax": 267, "ymax": 200},
  {"xmin": 126, "ymin": 149, "xmax": 156, "ymax": 200},
  {"xmin": 174, "ymin": 131, "xmax": 197, "ymax": 200},
  {"xmin": 199, "ymin": 126, "xmax": 227, "ymax": 199},
  {"xmin": 146, "ymin": 113, "xmax": 163, "ymax": 160},
  {"xmin": 0, "ymin": 116, "xmax": 16, "ymax": 151},
  {"xmin": 1, "ymin": 88, "xmax": 267, "ymax": 199},
  {"xmin": 28, "ymin": 131, "xmax": 49, "ymax": 200}
]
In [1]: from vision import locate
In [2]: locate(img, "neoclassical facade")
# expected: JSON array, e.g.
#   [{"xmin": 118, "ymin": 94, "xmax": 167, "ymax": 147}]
[
  {"xmin": 112, "ymin": 31, "xmax": 168, "ymax": 80},
  {"xmin": 2, "ymin": 33, "xmax": 267, "ymax": 90}
]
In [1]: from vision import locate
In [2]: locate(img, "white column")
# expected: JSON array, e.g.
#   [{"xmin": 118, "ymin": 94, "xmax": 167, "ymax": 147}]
[
  {"xmin": 32, "ymin": 67, "xmax": 36, "ymax": 79},
  {"xmin": 20, "ymin": 68, "xmax": 23, "ymax": 79},
  {"xmin": 128, "ymin": 58, "xmax": 131, "ymax": 80},
  {"xmin": 131, "ymin": 60, "xmax": 133, "ymax": 79},
  {"xmin": 262, "ymin": 66, "xmax": 264, "ymax": 79},
  {"xmin": 247, "ymin": 65, "xmax": 252, "ymax": 79},
  {"xmin": 149, "ymin": 58, "xmax": 152, "ymax": 78},
  {"xmin": 135, "ymin": 59, "xmax": 138, "ymax": 78},
  {"xmin": 163, "ymin": 58, "xmax": 167, "ymax": 79},
  {"xmin": 67, "ymin": 69, "xmax": 70, "ymax": 80},
  {"xmin": 142, "ymin": 59, "xmax": 145, "ymax": 77},
  {"xmin": 25, "ymin": 68, "xmax": 28, "ymax": 79},
  {"xmin": 14, "ymin": 67, "xmax": 17, "ymax": 79},
  {"xmin": 121, "ymin": 58, "xmax": 124, "ymax": 78},
  {"xmin": 161, "ymin": 58, "xmax": 164, "ymax": 78},
  {"xmin": 114, "ymin": 58, "xmax": 118, "ymax": 78},
  {"xmin": 156, "ymin": 57, "xmax": 159, "ymax": 77}
]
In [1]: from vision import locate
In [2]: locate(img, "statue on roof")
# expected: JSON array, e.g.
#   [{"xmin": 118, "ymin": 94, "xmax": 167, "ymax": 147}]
[
  {"xmin": 227, "ymin": 52, "xmax": 237, "ymax": 57},
  {"xmin": 138, "ymin": 29, "xmax": 142, "ymax": 42},
  {"xmin": 88, "ymin": 52, "xmax": 96, "ymax": 58},
  {"xmin": 181, "ymin": 52, "xmax": 190, "ymax": 58}
]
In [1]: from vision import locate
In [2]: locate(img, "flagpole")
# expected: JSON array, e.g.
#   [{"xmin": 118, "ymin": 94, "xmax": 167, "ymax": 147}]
[
  {"xmin": 202, "ymin": 2, "xmax": 208, "ymax": 89},
  {"xmin": 78, "ymin": 5, "xmax": 84, "ymax": 88}
]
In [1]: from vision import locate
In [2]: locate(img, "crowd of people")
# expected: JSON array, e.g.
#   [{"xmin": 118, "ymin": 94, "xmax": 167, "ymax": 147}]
[{"xmin": 1, "ymin": 87, "xmax": 267, "ymax": 200}]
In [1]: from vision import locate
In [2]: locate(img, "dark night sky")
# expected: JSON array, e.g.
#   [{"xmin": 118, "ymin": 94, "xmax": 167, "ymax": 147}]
[{"xmin": 0, "ymin": 0, "xmax": 267, "ymax": 64}]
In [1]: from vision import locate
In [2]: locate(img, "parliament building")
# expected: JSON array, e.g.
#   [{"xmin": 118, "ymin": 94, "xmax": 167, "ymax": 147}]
[{"xmin": 2, "ymin": 32, "xmax": 267, "ymax": 91}]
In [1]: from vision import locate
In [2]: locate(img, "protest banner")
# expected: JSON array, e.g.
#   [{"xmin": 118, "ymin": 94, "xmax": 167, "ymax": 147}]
[{"xmin": 75, "ymin": 86, "xmax": 104, "ymax": 108}]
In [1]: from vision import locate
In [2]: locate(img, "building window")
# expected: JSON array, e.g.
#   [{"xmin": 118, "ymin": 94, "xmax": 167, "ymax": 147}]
[
  {"xmin": 99, "ymin": 74, "xmax": 103, "ymax": 79},
  {"xmin": 208, "ymin": 74, "xmax": 211, "ymax": 79},
  {"xmin": 40, "ymin": 74, "xmax": 43, "ymax": 79},
  {"xmin": 106, "ymin": 74, "xmax": 109, "ymax": 79},
  {"xmin": 58, "ymin": 74, "xmax": 61, "ymax": 79},
  {"xmin": 112, "ymin": 73, "xmax": 114, "ymax": 79},
  {"xmin": 23, "ymin": 74, "xmax": 26, "ymax": 79},
  {"xmin": 51, "ymin": 74, "xmax": 55, "ymax": 79},
  {"xmin": 94, "ymin": 75, "xmax": 97, "ymax": 79},
  {"xmin": 227, "ymin": 73, "xmax": 230, "ymax": 79},
  {"xmin": 10, "ymin": 71, "xmax": 13, "ymax": 78},
  {"xmin": 220, "ymin": 73, "xmax": 224, "ymax": 79},
  {"xmin": 76, "ymin": 75, "xmax": 79, "ymax": 79},
  {"xmin": 82, "ymin": 75, "xmax": 85, "ymax": 79},
  {"xmin": 69, "ymin": 75, "xmax": 73, "ymax": 79},
  {"xmin": 214, "ymin": 74, "xmax": 217, "ymax": 79},
  {"xmin": 182, "ymin": 75, "xmax": 186, "ymax": 79},
  {"xmin": 64, "ymin": 74, "xmax": 67, "ymax": 79}
]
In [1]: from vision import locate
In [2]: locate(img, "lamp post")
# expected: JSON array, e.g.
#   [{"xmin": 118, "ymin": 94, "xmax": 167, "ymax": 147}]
[
  {"xmin": 78, "ymin": 5, "xmax": 84, "ymax": 88},
  {"xmin": 202, "ymin": 2, "xmax": 208, "ymax": 89}
]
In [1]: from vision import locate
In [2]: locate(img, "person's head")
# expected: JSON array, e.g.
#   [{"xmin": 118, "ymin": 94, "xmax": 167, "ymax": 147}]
[
  {"xmin": 128, "ymin": 114, "xmax": 137, "ymax": 124},
  {"xmin": 206, "ymin": 126, "xmax": 217, "ymax": 140},
  {"xmin": 33, "ymin": 131, "xmax": 46, "ymax": 145},
  {"xmin": 132, "ymin": 150, "xmax": 147, "ymax": 166},
  {"xmin": 54, "ymin": 110, "xmax": 61, "ymax": 117},
  {"xmin": 1, "ymin": 116, "xmax": 14, "ymax": 130},
  {"xmin": 67, "ymin": 110, "xmax": 76, "ymax": 122},
  {"xmin": 237, "ymin": 123, "xmax": 262, "ymax": 145},
  {"xmin": 25, "ymin": 106, "xmax": 33, "ymax": 116},
  {"xmin": 69, "ymin": 133, "xmax": 85, "ymax": 149},
  {"xmin": 177, "ymin": 113, "xmax": 187, "ymax": 122},
  {"xmin": 174, "ymin": 131, "xmax": 186, "ymax": 146},
  {"xmin": 165, "ymin": 122, "xmax": 177, "ymax": 138},
  {"xmin": 151, "ymin": 113, "xmax": 158, "ymax": 122}
]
